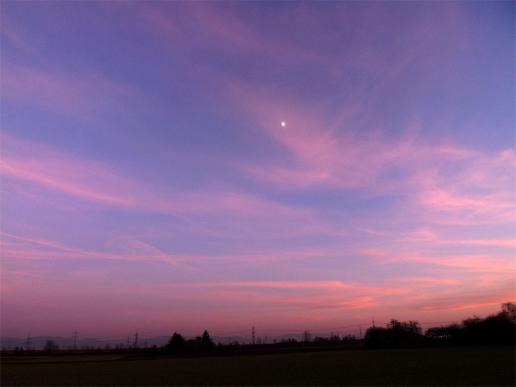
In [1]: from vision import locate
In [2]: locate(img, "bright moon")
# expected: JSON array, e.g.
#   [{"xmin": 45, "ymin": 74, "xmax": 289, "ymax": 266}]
[{"xmin": 281, "ymin": 121, "xmax": 286, "ymax": 127}]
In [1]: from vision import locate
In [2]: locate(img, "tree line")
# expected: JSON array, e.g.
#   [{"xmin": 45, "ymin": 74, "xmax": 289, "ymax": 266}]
[
  {"xmin": 4, "ymin": 302, "xmax": 514, "ymax": 355},
  {"xmin": 364, "ymin": 302, "xmax": 515, "ymax": 348},
  {"xmin": 165, "ymin": 330, "xmax": 215, "ymax": 354},
  {"xmin": 161, "ymin": 303, "xmax": 515, "ymax": 355}
]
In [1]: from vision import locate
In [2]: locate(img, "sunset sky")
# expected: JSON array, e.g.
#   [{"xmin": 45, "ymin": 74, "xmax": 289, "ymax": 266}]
[{"xmin": 1, "ymin": 1, "xmax": 514, "ymax": 340}]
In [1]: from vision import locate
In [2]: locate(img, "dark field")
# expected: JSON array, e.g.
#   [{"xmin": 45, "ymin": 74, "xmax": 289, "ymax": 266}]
[{"xmin": 1, "ymin": 347, "xmax": 514, "ymax": 386}]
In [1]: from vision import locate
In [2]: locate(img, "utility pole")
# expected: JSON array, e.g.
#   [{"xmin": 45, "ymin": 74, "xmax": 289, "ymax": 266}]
[
  {"xmin": 252, "ymin": 326, "xmax": 255, "ymax": 345},
  {"xmin": 127, "ymin": 334, "xmax": 130, "ymax": 348},
  {"xmin": 359, "ymin": 326, "xmax": 362, "ymax": 339},
  {"xmin": 372, "ymin": 319, "xmax": 375, "ymax": 328},
  {"xmin": 73, "ymin": 331, "xmax": 78, "ymax": 350},
  {"xmin": 134, "ymin": 332, "xmax": 139, "ymax": 348}
]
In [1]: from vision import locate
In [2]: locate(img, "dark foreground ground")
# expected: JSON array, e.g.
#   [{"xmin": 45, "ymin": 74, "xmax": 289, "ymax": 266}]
[{"xmin": 1, "ymin": 346, "xmax": 514, "ymax": 386}]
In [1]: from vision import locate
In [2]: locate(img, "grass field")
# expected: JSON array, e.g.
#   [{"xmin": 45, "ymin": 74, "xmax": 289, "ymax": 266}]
[{"xmin": 1, "ymin": 346, "xmax": 514, "ymax": 386}]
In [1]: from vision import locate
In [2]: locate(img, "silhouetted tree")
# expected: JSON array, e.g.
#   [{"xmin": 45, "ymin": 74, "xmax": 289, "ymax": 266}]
[
  {"xmin": 365, "ymin": 320, "xmax": 423, "ymax": 348},
  {"xmin": 340, "ymin": 334, "xmax": 358, "ymax": 345},
  {"xmin": 364, "ymin": 327, "xmax": 389, "ymax": 348},
  {"xmin": 167, "ymin": 332, "xmax": 187, "ymax": 354},
  {"xmin": 44, "ymin": 340, "xmax": 59, "ymax": 352},
  {"xmin": 501, "ymin": 302, "xmax": 516, "ymax": 323},
  {"xmin": 200, "ymin": 330, "xmax": 215, "ymax": 350},
  {"xmin": 388, "ymin": 320, "xmax": 422, "ymax": 335},
  {"xmin": 153, "ymin": 302, "xmax": 515, "ymax": 356},
  {"xmin": 425, "ymin": 303, "xmax": 516, "ymax": 346}
]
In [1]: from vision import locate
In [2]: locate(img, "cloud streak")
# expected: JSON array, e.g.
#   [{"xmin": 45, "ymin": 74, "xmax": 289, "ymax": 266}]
[{"xmin": 1, "ymin": 1, "xmax": 514, "ymax": 337}]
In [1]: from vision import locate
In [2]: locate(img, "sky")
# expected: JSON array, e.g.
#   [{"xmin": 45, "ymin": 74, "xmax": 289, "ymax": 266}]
[{"xmin": 1, "ymin": 1, "xmax": 515, "ymax": 340}]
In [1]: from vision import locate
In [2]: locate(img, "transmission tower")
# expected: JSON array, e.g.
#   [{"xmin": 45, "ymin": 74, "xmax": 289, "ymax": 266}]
[
  {"xmin": 134, "ymin": 332, "xmax": 139, "ymax": 348},
  {"xmin": 25, "ymin": 333, "xmax": 32, "ymax": 350}
]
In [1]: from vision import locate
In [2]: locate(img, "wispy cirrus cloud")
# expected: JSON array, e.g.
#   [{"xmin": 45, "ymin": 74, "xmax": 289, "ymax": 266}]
[
  {"xmin": 0, "ymin": 231, "xmax": 187, "ymax": 267},
  {"xmin": 1, "ymin": 63, "xmax": 141, "ymax": 116},
  {"xmin": 218, "ymin": 80, "xmax": 516, "ymax": 230},
  {"xmin": 1, "ymin": 1, "xmax": 513, "ymax": 337},
  {"xmin": 0, "ymin": 133, "xmax": 308, "ymax": 220}
]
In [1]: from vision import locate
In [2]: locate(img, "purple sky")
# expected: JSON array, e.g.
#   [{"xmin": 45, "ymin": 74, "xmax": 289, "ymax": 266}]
[{"xmin": 1, "ymin": 1, "xmax": 514, "ymax": 339}]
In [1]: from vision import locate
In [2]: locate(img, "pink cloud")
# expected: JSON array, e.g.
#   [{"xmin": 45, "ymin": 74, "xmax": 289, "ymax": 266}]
[
  {"xmin": 2, "ymin": 248, "xmax": 512, "ymax": 336},
  {"xmin": 223, "ymin": 81, "xmax": 455, "ymax": 187},
  {"xmin": 411, "ymin": 152, "xmax": 516, "ymax": 225},
  {"xmin": 139, "ymin": 3, "xmax": 330, "ymax": 68},
  {"xmin": 1, "ymin": 21, "xmax": 34, "ymax": 53},
  {"xmin": 0, "ymin": 232, "xmax": 188, "ymax": 267},
  {"xmin": 107, "ymin": 4, "xmax": 516, "ymax": 233},
  {"xmin": 1, "ymin": 63, "xmax": 140, "ymax": 116},
  {"xmin": 216, "ymin": 79, "xmax": 515, "ymax": 232},
  {"xmin": 366, "ymin": 249, "xmax": 515, "ymax": 276},
  {"xmin": 0, "ymin": 133, "xmax": 311, "ymax": 221},
  {"xmin": 1, "ymin": 2, "xmax": 513, "ymax": 339},
  {"xmin": 188, "ymin": 280, "xmax": 353, "ymax": 291},
  {"xmin": 415, "ymin": 292, "xmax": 516, "ymax": 313}
]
